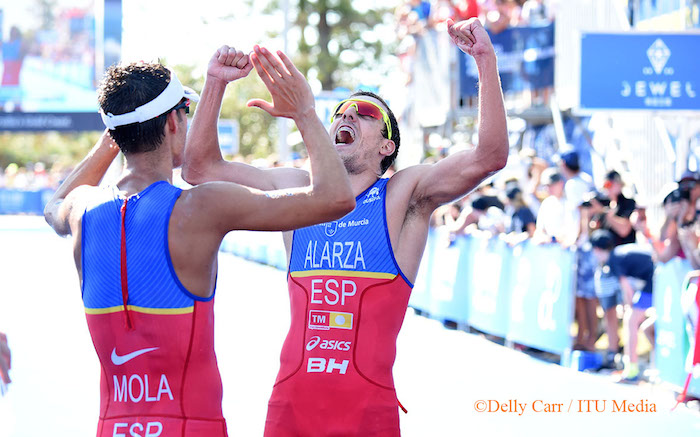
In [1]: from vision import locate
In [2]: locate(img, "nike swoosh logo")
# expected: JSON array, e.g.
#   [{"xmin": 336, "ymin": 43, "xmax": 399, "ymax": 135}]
[{"xmin": 111, "ymin": 347, "xmax": 159, "ymax": 366}]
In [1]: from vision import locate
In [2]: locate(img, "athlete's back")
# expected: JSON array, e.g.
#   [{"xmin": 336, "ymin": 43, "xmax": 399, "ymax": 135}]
[{"xmin": 83, "ymin": 182, "xmax": 226, "ymax": 437}]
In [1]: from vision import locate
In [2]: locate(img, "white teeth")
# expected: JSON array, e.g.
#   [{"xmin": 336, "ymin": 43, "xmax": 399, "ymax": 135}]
[{"xmin": 338, "ymin": 126, "xmax": 355, "ymax": 140}]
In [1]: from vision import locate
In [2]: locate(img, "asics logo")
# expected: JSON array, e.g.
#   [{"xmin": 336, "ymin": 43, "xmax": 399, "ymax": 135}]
[
  {"xmin": 305, "ymin": 336, "xmax": 351, "ymax": 351},
  {"xmin": 111, "ymin": 347, "xmax": 159, "ymax": 366}
]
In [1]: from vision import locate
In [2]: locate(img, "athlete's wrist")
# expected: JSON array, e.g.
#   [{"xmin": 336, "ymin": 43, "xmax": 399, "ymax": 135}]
[{"xmin": 292, "ymin": 107, "xmax": 320, "ymax": 129}]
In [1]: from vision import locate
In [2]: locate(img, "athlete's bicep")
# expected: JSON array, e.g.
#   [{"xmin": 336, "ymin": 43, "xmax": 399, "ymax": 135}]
[
  {"xmin": 187, "ymin": 182, "xmax": 344, "ymax": 234},
  {"xmin": 411, "ymin": 148, "xmax": 493, "ymax": 210}
]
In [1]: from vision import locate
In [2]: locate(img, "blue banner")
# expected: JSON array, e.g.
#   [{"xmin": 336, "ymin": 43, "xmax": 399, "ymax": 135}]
[
  {"xmin": 654, "ymin": 258, "xmax": 700, "ymax": 396},
  {"xmin": 428, "ymin": 232, "xmax": 470, "ymax": 324},
  {"xmin": 466, "ymin": 236, "xmax": 512, "ymax": 337},
  {"xmin": 459, "ymin": 23, "xmax": 554, "ymax": 98},
  {"xmin": 0, "ymin": 189, "xmax": 53, "ymax": 214},
  {"xmin": 505, "ymin": 242, "xmax": 575, "ymax": 355},
  {"xmin": 580, "ymin": 32, "xmax": 700, "ymax": 111},
  {"xmin": 0, "ymin": 0, "xmax": 123, "ymax": 132}
]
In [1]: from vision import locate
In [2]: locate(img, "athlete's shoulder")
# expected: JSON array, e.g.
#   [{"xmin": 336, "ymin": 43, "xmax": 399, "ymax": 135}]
[{"xmin": 386, "ymin": 164, "xmax": 431, "ymax": 201}]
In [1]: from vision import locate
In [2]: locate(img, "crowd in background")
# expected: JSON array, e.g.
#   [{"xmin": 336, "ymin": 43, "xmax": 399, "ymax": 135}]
[
  {"xmin": 395, "ymin": 0, "xmax": 554, "ymax": 84},
  {"xmin": 429, "ymin": 143, "xmax": 700, "ymax": 381},
  {"xmin": 0, "ymin": 162, "xmax": 63, "ymax": 190}
]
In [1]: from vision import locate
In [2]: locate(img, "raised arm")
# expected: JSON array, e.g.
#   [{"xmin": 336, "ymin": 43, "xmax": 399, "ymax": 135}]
[
  {"xmin": 182, "ymin": 45, "xmax": 307, "ymax": 191},
  {"xmin": 405, "ymin": 18, "xmax": 508, "ymax": 211},
  {"xmin": 187, "ymin": 46, "xmax": 355, "ymax": 233},
  {"xmin": 44, "ymin": 130, "xmax": 120, "ymax": 236}
]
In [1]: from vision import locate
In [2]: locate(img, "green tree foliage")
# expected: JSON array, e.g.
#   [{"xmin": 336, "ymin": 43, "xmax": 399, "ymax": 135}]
[
  {"xmin": 0, "ymin": 131, "xmax": 100, "ymax": 171},
  {"xmin": 183, "ymin": 66, "xmax": 279, "ymax": 159},
  {"xmin": 261, "ymin": 0, "xmax": 392, "ymax": 91}
]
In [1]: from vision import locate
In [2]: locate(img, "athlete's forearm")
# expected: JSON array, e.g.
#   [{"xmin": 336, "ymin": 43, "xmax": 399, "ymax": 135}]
[
  {"xmin": 44, "ymin": 130, "xmax": 119, "ymax": 235},
  {"xmin": 294, "ymin": 108, "xmax": 354, "ymax": 212},
  {"xmin": 182, "ymin": 76, "xmax": 226, "ymax": 185},
  {"xmin": 474, "ymin": 54, "xmax": 508, "ymax": 174}
]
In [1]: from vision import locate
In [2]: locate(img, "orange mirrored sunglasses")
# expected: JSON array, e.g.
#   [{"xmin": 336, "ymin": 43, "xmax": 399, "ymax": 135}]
[{"xmin": 330, "ymin": 98, "xmax": 392, "ymax": 139}]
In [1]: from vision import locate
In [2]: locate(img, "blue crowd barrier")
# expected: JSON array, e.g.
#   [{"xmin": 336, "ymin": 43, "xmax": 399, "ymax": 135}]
[
  {"xmin": 505, "ymin": 242, "xmax": 575, "ymax": 355},
  {"xmin": 653, "ymin": 258, "xmax": 700, "ymax": 397},
  {"xmin": 0, "ymin": 188, "xmax": 54, "ymax": 214},
  {"xmin": 465, "ymin": 235, "xmax": 512, "ymax": 337},
  {"xmin": 427, "ymin": 230, "xmax": 470, "ymax": 325}
]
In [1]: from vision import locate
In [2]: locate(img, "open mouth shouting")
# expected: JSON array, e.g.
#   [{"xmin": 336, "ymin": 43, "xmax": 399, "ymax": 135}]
[{"xmin": 334, "ymin": 125, "xmax": 356, "ymax": 146}]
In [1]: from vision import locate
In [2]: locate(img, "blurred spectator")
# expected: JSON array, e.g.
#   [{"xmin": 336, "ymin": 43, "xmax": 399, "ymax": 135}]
[
  {"xmin": 519, "ymin": 147, "xmax": 548, "ymax": 215},
  {"xmin": 521, "ymin": 0, "xmax": 549, "ymax": 25},
  {"xmin": 431, "ymin": 0, "xmax": 456, "ymax": 25},
  {"xmin": 410, "ymin": 0, "xmax": 432, "ymax": 23},
  {"xmin": 0, "ymin": 332, "xmax": 11, "ymax": 394},
  {"xmin": 677, "ymin": 170, "xmax": 700, "ymax": 227},
  {"xmin": 484, "ymin": 0, "xmax": 517, "ymax": 34},
  {"xmin": 678, "ymin": 222, "xmax": 700, "ymax": 269},
  {"xmin": 534, "ymin": 168, "xmax": 577, "ymax": 246},
  {"xmin": 453, "ymin": 0, "xmax": 480, "ymax": 21},
  {"xmin": 13, "ymin": 166, "xmax": 29, "ymax": 189},
  {"xmin": 432, "ymin": 200, "xmax": 465, "ymax": 232},
  {"xmin": 395, "ymin": 0, "xmax": 432, "ymax": 85},
  {"xmin": 557, "ymin": 150, "xmax": 597, "ymax": 351},
  {"xmin": 558, "ymin": 150, "xmax": 594, "ymax": 220},
  {"xmin": 632, "ymin": 188, "xmax": 683, "ymax": 263},
  {"xmin": 676, "ymin": 172, "xmax": 700, "ymax": 269},
  {"xmin": 591, "ymin": 230, "xmax": 655, "ymax": 382},
  {"xmin": 3, "ymin": 163, "xmax": 19, "ymax": 187},
  {"xmin": 1, "ymin": 26, "xmax": 28, "ymax": 111},
  {"xmin": 504, "ymin": 185, "xmax": 536, "ymax": 241},
  {"xmin": 447, "ymin": 197, "xmax": 482, "ymax": 235},
  {"xmin": 474, "ymin": 196, "xmax": 507, "ymax": 234},
  {"xmin": 588, "ymin": 170, "xmax": 636, "ymax": 246},
  {"xmin": 444, "ymin": 201, "xmax": 464, "ymax": 227},
  {"xmin": 31, "ymin": 162, "xmax": 48, "ymax": 189}
]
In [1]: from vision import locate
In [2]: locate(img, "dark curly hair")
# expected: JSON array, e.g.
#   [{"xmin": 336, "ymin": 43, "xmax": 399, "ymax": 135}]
[
  {"xmin": 350, "ymin": 90, "xmax": 400, "ymax": 175},
  {"xmin": 97, "ymin": 63, "xmax": 182, "ymax": 154}
]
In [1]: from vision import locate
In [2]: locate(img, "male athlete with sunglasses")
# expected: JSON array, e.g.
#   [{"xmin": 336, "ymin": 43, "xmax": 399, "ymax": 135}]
[{"xmin": 184, "ymin": 18, "xmax": 507, "ymax": 436}]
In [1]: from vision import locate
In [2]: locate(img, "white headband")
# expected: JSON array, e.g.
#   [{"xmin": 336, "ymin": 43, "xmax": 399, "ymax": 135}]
[{"xmin": 100, "ymin": 70, "xmax": 200, "ymax": 130}]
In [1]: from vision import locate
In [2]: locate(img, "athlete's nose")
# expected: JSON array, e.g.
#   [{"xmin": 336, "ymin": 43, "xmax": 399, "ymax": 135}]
[{"xmin": 341, "ymin": 106, "xmax": 358, "ymax": 122}]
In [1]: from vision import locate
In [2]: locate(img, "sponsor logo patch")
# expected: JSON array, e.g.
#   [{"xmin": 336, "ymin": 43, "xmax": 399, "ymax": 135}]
[
  {"xmin": 111, "ymin": 347, "xmax": 159, "ymax": 366},
  {"xmin": 309, "ymin": 310, "xmax": 353, "ymax": 330},
  {"xmin": 363, "ymin": 187, "xmax": 381, "ymax": 204},
  {"xmin": 305, "ymin": 336, "xmax": 352, "ymax": 351}
]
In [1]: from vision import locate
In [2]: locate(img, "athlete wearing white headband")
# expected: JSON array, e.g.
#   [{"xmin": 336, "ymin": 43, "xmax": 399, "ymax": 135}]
[{"xmin": 100, "ymin": 69, "xmax": 200, "ymax": 130}]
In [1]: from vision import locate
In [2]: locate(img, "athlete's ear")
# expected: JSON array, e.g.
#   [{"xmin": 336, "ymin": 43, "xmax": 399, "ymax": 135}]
[
  {"xmin": 166, "ymin": 111, "xmax": 179, "ymax": 134},
  {"xmin": 379, "ymin": 139, "xmax": 395, "ymax": 158}
]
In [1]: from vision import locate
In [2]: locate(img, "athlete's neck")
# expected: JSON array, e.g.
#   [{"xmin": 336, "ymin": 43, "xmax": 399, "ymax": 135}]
[
  {"xmin": 118, "ymin": 142, "xmax": 175, "ymax": 196},
  {"xmin": 348, "ymin": 172, "xmax": 381, "ymax": 197}
]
